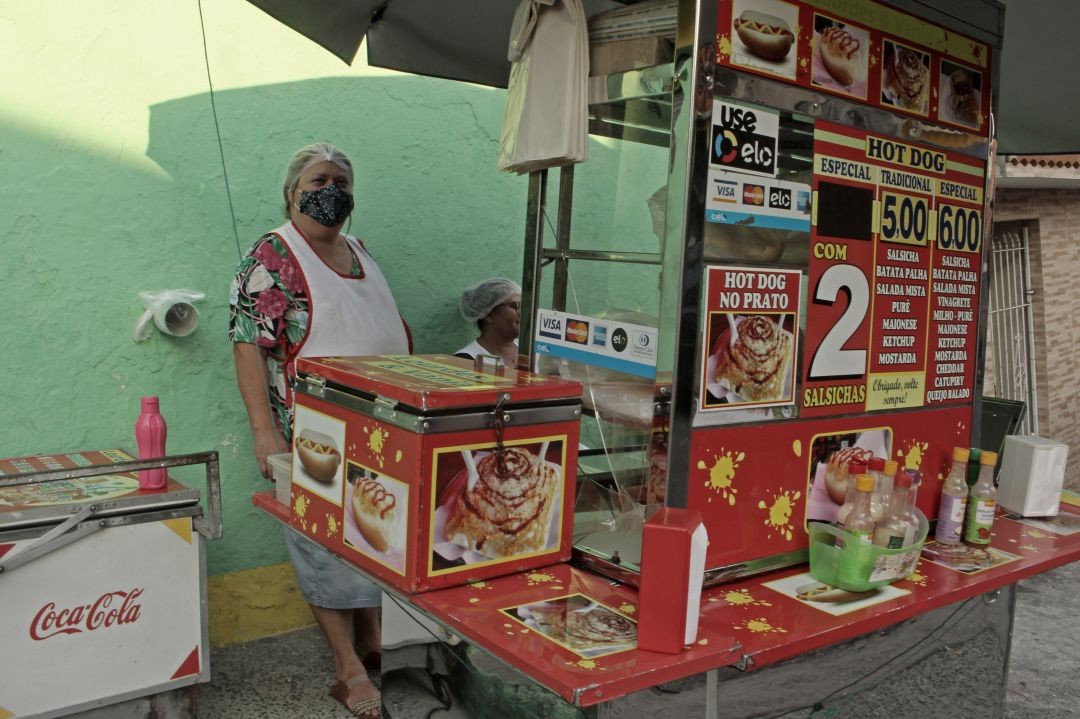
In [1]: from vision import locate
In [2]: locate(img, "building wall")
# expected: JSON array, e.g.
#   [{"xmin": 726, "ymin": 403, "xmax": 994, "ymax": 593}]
[
  {"xmin": 1, "ymin": 1, "xmax": 662, "ymax": 643},
  {"xmin": 994, "ymin": 189, "xmax": 1080, "ymax": 489}
]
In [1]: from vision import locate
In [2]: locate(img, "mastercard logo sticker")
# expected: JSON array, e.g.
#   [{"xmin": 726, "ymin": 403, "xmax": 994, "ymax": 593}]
[
  {"xmin": 742, "ymin": 184, "xmax": 765, "ymax": 206},
  {"xmin": 565, "ymin": 320, "xmax": 590, "ymax": 344}
]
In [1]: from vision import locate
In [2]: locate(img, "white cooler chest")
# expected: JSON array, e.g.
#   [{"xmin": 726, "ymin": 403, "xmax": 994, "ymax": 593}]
[{"xmin": 0, "ymin": 448, "xmax": 219, "ymax": 719}]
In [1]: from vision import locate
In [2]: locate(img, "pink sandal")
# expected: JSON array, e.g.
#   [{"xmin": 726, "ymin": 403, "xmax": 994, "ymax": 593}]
[{"xmin": 329, "ymin": 673, "xmax": 381, "ymax": 718}]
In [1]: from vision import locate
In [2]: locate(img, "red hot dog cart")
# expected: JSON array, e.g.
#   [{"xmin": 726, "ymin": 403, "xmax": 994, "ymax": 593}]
[{"xmin": 250, "ymin": 0, "xmax": 1080, "ymax": 714}]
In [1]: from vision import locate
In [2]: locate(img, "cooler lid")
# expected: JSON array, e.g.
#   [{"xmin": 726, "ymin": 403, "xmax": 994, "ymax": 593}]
[
  {"xmin": 296, "ymin": 354, "xmax": 582, "ymax": 412},
  {"xmin": 0, "ymin": 449, "xmax": 200, "ymax": 530}
]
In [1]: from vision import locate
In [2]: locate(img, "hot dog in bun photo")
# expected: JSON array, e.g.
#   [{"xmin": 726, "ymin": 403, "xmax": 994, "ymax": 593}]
[
  {"xmin": 734, "ymin": 10, "xmax": 795, "ymax": 61},
  {"xmin": 352, "ymin": 476, "xmax": 397, "ymax": 553},
  {"xmin": 295, "ymin": 428, "xmax": 341, "ymax": 483}
]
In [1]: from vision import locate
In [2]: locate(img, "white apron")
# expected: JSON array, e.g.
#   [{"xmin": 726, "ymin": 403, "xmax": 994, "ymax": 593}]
[{"xmin": 273, "ymin": 221, "xmax": 408, "ymax": 367}]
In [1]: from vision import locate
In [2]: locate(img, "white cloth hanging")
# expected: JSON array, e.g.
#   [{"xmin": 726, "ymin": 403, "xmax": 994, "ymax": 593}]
[{"xmin": 498, "ymin": 0, "xmax": 589, "ymax": 174}]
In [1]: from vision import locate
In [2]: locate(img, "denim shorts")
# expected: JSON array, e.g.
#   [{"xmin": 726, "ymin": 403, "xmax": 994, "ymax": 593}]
[{"xmin": 284, "ymin": 528, "xmax": 382, "ymax": 609}]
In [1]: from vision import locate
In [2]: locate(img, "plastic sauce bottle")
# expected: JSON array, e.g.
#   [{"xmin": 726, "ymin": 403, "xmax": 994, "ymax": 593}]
[
  {"xmin": 880, "ymin": 458, "xmax": 899, "ymax": 514},
  {"xmin": 868, "ymin": 456, "xmax": 888, "ymax": 522},
  {"xmin": 874, "ymin": 471, "xmax": 915, "ymax": 548},
  {"xmin": 837, "ymin": 474, "xmax": 877, "ymax": 587},
  {"xmin": 899, "ymin": 468, "xmax": 921, "ymax": 546},
  {"xmin": 135, "ymin": 396, "xmax": 168, "ymax": 490},
  {"xmin": 964, "ymin": 450, "xmax": 998, "ymax": 545},
  {"xmin": 935, "ymin": 447, "xmax": 970, "ymax": 544},
  {"xmin": 836, "ymin": 460, "xmax": 868, "ymax": 527}
]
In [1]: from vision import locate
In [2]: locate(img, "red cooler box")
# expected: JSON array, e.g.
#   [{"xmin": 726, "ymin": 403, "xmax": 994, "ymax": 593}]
[{"xmin": 291, "ymin": 354, "xmax": 582, "ymax": 593}]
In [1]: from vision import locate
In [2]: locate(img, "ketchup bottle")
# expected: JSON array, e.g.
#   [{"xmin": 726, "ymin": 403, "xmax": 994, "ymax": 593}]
[{"xmin": 135, "ymin": 396, "xmax": 168, "ymax": 490}]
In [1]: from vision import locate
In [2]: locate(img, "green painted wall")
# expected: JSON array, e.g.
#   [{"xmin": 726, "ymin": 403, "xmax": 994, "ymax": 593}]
[{"xmin": 1, "ymin": 1, "xmax": 662, "ymax": 575}]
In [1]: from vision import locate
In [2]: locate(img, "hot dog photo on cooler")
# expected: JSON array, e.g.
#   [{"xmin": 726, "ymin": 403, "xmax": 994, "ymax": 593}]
[
  {"xmin": 295, "ymin": 427, "xmax": 341, "ymax": 483},
  {"xmin": 351, "ymin": 475, "xmax": 397, "ymax": 553},
  {"xmin": 729, "ymin": 0, "xmax": 799, "ymax": 79}
]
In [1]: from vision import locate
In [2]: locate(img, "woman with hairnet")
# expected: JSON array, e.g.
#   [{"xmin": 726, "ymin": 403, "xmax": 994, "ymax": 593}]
[
  {"xmin": 455, "ymin": 277, "xmax": 522, "ymax": 367},
  {"xmin": 230, "ymin": 142, "xmax": 405, "ymax": 718}
]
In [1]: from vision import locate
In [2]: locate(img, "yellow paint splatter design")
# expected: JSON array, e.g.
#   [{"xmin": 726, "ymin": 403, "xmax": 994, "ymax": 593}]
[
  {"xmin": 757, "ymin": 490, "xmax": 802, "ymax": 541},
  {"xmin": 468, "ymin": 580, "xmax": 491, "ymax": 590},
  {"xmin": 906, "ymin": 571, "xmax": 928, "ymax": 587},
  {"xmin": 1024, "ymin": 530, "xmax": 1048, "ymax": 539},
  {"xmin": 792, "ymin": 439, "xmax": 802, "ymax": 458},
  {"xmin": 395, "ymin": 449, "xmax": 403, "ymax": 463},
  {"xmin": 618, "ymin": 603, "xmax": 637, "ymax": 615},
  {"xmin": 898, "ymin": 441, "xmax": 929, "ymax": 473},
  {"xmin": 566, "ymin": 659, "xmax": 604, "ymax": 671},
  {"xmin": 526, "ymin": 572, "xmax": 557, "ymax": 586},
  {"xmin": 723, "ymin": 589, "xmax": 772, "ymax": 607},
  {"xmin": 717, "ymin": 34, "xmax": 732, "ymax": 59},
  {"xmin": 1020, "ymin": 545, "xmax": 1037, "ymax": 552},
  {"xmin": 735, "ymin": 618, "xmax": 788, "ymax": 634},
  {"xmin": 293, "ymin": 494, "xmax": 309, "ymax": 518},
  {"xmin": 326, "ymin": 515, "xmax": 340, "ymax": 538},
  {"xmin": 698, "ymin": 449, "xmax": 744, "ymax": 506},
  {"xmin": 363, "ymin": 425, "xmax": 389, "ymax": 468}
]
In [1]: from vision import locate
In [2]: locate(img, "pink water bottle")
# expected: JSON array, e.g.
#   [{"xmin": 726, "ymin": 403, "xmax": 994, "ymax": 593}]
[{"xmin": 135, "ymin": 396, "xmax": 168, "ymax": 490}]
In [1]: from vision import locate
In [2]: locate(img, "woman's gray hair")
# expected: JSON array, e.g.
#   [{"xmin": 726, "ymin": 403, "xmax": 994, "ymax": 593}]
[{"xmin": 282, "ymin": 142, "xmax": 354, "ymax": 216}]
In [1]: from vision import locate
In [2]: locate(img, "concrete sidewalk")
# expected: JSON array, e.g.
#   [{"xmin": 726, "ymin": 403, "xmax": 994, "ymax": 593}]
[{"xmin": 193, "ymin": 561, "xmax": 1080, "ymax": 718}]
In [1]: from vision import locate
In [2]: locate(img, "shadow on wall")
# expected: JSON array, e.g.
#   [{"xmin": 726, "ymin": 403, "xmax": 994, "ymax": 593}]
[
  {"xmin": 145, "ymin": 76, "xmax": 665, "ymax": 348},
  {"xmin": 146, "ymin": 75, "xmax": 521, "ymax": 354}
]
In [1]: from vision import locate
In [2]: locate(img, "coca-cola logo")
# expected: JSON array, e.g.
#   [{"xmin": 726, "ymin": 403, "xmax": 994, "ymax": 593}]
[{"xmin": 30, "ymin": 588, "xmax": 144, "ymax": 641}]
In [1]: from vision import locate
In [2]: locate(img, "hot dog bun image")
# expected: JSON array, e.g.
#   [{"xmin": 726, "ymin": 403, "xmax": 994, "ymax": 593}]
[
  {"xmin": 734, "ymin": 10, "xmax": 795, "ymax": 61},
  {"xmin": 295, "ymin": 428, "xmax": 341, "ymax": 483},
  {"xmin": 819, "ymin": 26, "xmax": 860, "ymax": 86},
  {"xmin": 351, "ymin": 477, "xmax": 397, "ymax": 553}
]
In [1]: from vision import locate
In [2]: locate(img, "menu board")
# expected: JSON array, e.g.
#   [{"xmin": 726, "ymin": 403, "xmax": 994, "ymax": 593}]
[
  {"xmin": 685, "ymin": 0, "xmax": 995, "ymax": 572},
  {"xmin": 802, "ymin": 120, "xmax": 984, "ymax": 418},
  {"xmin": 717, "ymin": 0, "xmax": 991, "ymax": 137}
]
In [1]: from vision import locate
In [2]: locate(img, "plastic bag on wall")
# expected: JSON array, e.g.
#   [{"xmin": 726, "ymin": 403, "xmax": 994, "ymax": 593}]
[{"xmin": 133, "ymin": 289, "xmax": 205, "ymax": 342}]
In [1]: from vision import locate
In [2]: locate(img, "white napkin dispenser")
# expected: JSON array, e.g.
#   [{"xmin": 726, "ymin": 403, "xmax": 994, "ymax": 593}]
[{"xmin": 996, "ymin": 435, "xmax": 1069, "ymax": 517}]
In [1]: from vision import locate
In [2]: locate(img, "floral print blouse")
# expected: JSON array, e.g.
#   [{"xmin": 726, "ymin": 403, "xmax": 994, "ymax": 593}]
[{"xmin": 228, "ymin": 232, "xmax": 361, "ymax": 439}]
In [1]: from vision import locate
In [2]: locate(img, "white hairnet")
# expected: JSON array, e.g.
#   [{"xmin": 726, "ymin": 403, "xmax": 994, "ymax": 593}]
[
  {"xmin": 281, "ymin": 142, "xmax": 354, "ymax": 214},
  {"xmin": 459, "ymin": 278, "xmax": 522, "ymax": 323}
]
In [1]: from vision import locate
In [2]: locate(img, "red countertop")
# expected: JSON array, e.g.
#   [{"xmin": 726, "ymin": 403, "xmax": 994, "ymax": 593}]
[{"xmin": 254, "ymin": 491, "xmax": 1080, "ymax": 707}]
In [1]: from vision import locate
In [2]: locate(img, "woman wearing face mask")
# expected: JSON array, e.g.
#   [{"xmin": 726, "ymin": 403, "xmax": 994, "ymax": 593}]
[{"xmin": 230, "ymin": 142, "xmax": 407, "ymax": 718}]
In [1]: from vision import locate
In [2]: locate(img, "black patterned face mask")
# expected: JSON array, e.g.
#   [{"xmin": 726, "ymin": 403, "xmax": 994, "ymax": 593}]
[{"xmin": 298, "ymin": 184, "xmax": 355, "ymax": 227}]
